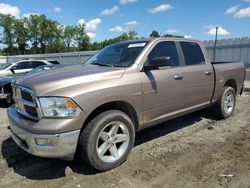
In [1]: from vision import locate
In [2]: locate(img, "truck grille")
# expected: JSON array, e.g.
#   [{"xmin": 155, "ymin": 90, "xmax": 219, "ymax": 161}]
[
  {"xmin": 21, "ymin": 90, "xmax": 34, "ymax": 101},
  {"xmin": 13, "ymin": 85, "xmax": 40, "ymax": 121}
]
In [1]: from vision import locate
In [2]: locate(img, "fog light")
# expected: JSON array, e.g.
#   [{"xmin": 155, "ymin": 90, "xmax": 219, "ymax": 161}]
[{"xmin": 35, "ymin": 138, "xmax": 52, "ymax": 146}]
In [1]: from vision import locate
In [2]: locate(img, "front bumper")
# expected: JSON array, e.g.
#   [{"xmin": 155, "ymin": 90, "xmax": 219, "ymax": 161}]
[{"xmin": 8, "ymin": 106, "xmax": 80, "ymax": 160}]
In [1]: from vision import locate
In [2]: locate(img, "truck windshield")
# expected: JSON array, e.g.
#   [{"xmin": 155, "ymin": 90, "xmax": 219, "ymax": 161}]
[
  {"xmin": 84, "ymin": 41, "xmax": 148, "ymax": 67},
  {"xmin": 0, "ymin": 63, "xmax": 13, "ymax": 70}
]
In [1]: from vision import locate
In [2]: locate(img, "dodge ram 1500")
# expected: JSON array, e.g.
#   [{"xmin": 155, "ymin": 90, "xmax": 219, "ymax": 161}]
[{"xmin": 7, "ymin": 38, "xmax": 245, "ymax": 171}]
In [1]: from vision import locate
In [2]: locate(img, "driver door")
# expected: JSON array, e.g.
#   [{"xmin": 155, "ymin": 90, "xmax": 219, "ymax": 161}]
[
  {"xmin": 12, "ymin": 61, "xmax": 33, "ymax": 75},
  {"xmin": 139, "ymin": 41, "xmax": 187, "ymax": 125}
]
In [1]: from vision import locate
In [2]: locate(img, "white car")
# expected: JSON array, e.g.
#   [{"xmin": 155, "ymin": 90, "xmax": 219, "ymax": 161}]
[{"xmin": 0, "ymin": 59, "xmax": 60, "ymax": 77}]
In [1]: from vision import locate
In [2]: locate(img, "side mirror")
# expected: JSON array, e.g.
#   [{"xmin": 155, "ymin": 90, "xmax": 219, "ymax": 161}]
[{"xmin": 143, "ymin": 56, "xmax": 171, "ymax": 71}]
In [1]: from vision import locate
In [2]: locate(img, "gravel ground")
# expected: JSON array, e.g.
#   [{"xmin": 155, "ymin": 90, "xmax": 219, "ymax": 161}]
[{"xmin": 0, "ymin": 93, "xmax": 249, "ymax": 188}]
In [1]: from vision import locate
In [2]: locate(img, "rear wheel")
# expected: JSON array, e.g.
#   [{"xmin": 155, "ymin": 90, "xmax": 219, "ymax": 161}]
[
  {"xmin": 213, "ymin": 86, "xmax": 236, "ymax": 119},
  {"xmin": 78, "ymin": 110, "xmax": 135, "ymax": 171}
]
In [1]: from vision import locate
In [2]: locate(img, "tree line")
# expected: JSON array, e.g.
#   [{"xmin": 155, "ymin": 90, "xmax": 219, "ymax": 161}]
[{"xmin": 0, "ymin": 13, "xmax": 183, "ymax": 56}]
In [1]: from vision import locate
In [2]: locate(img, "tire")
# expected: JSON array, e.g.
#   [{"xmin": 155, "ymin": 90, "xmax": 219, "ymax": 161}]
[
  {"xmin": 78, "ymin": 110, "xmax": 135, "ymax": 171},
  {"xmin": 213, "ymin": 86, "xmax": 236, "ymax": 119}
]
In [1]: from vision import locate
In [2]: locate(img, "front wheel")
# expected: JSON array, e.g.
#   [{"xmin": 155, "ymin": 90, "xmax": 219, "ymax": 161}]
[
  {"xmin": 78, "ymin": 110, "xmax": 135, "ymax": 171},
  {"xmin": 213, "ymin": 86, "xmax": 236, "ymax": 119}
]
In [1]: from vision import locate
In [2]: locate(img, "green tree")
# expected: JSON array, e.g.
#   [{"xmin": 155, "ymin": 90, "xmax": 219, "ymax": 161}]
[
  {"xmin": 90, "ymin": 31, "xmax": 138, "ymax": 50},
  {"xmin": 45, "ymin": 22, "xmax": 65, "ymax": 53},
  {"xmin": 0, "ymin": 49, "xmax": 4, "ymax": 56},
  {"xmin": 150, "ymin": 30, "xmax": 160, "ymax": 38},
  {"xmin": 23, "ymin": 14, "xmax": 66, "ymax": 53},
  {"xmin": 0, "ymin": 14, "xmax": 16, "ymax": 55},
  {"xmin": 39, "ymin": 15, "xmax": 61, "ymax": 53},
  {"xmin": 91, "ymin": 42, "xmax": 102, "ymax": 50},
  {"xmin": 0, "ymin": 13, "xmax": 142, "ymax": 54},
  {"xmin": 54, "ymin": 24, "xmax": 66, "ymax": 52},
  {"xmin": 0, "ymin": 13, "xmax": 92, "ymax": 54},
  {"xmin": 25, "ymin": 14, "xmax": 41, "ymax": 53},
  {"xmin": 64, "ymin": 26, "xmax": 78, "ymax": 51},
  {"xmin": 76, "ymin": 23, "xmax": 90, "ymax": 51},
  {"xmin": 127, "ymin": 31, "xmax": 138, "ymax": 39},
  {"xmin": 14, "ymin": 19, "xmax": 28, "ymax": 54},
  {"xmin": 163, "ymin": 33, "xmax": 184, "ymax": 38}
]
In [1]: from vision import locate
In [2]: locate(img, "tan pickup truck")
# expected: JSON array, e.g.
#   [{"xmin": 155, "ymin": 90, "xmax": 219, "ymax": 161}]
[{"xmin": 7, "ymin": 38, "xmax": 245, "ymax": 171}]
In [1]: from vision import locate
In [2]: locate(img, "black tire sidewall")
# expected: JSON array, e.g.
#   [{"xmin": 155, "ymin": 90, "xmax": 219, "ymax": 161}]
[{"xmin": 80, "ymin": 110, "xmax": 135, "ymax": 171}]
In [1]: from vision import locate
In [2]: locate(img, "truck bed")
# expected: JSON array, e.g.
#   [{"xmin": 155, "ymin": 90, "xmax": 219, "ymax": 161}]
[{"xmin": 211, "ymin": 61, "xmax": 245, "ymax": 102}]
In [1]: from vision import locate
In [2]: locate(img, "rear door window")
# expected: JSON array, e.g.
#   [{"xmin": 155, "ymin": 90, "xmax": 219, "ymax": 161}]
[
  {"xmin": 180, "ymin": 42, "xmax": 205, "ymax": 65},
  {"xmin": 30, "ymin": 61, "xmax": 46, "ymax": 68},
  {"xmin": 148, "ymin": 41, "xmax": 180, "ymax": 67},
  {"xmin": 48, "ymin": 60, "xmax": 60, "ymax": 64}
]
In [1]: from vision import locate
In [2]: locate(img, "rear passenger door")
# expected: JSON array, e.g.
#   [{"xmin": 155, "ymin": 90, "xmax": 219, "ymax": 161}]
[{"xmin": 178, "ymin": 41, "xmax": 214, "ymax": 108}]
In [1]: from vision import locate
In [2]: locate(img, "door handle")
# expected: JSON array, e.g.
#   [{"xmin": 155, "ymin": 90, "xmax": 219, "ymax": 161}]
[
  {"xmin": 173, "ymin": 74, "xmax": 184, "ymax": 80},
  {"xmin": 205, "ymin": 70, "xmax": 213, "ymax": 75}
]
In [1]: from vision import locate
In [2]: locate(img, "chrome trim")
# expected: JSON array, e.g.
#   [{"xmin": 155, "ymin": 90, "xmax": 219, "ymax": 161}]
[
  {"xmin": 9, "ymin": 123, "xmax": 80, "ymax": 160},
  {"xmin": 12, "ymin": 84, "xmax": 42, "ymax": 121},
  {"xmin": 16, "ymin": 109, "xmax": 39, "ymax": 122},
  {"xmin": 14, "ymin": 97, "xmax": 37, "ymax": 107}
]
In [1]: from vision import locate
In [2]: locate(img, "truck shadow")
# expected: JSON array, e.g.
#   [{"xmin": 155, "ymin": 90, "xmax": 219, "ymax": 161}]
[
  {"xmin": 134, "ymin": 109, "xmax": 218, "ymax": 146},
  {"xmin": 0, "ymin": 102, "xmax": 12, "ymax": 108},
  {"xmin": 1, "ymin": 109, "xmax": 218, "ymax": 180}
]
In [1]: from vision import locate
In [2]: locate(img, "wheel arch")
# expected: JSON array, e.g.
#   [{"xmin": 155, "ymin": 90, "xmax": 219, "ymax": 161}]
[
  {"xmin": 224, "ymin": 79, "xmax": 237, "ymax": 93},
  {"xmin": 81, "ymin": 101, "xmax": 139, "ymax": 132}
]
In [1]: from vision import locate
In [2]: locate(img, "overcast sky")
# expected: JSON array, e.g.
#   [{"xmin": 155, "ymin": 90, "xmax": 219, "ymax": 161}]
[{"xmin": 0, "ymin": 0, "xmax": 250, "ymax": 41}]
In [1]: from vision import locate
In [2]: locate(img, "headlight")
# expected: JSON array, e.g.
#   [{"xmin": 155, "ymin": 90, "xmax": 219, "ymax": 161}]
[{"xmin": 39, "ymin": 97, "xmax": 81, "ymax": 117}]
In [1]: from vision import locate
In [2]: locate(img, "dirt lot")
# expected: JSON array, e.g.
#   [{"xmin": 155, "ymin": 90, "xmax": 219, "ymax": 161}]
[{"xmin": 0, "ymin": 93, "xmax": 249, "ymax": 188}]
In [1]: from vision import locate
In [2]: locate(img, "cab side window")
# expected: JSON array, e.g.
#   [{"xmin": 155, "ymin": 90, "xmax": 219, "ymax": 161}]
[
  {"xmin": 15, "ymin": 61, "xmax": 31, "ymax": 69},
  {"xmin": 180, "ymin": 42, "xmax": 205, "ymax": 65},
  {"xmin": 31, "ymin": 61, "xmax": 46, "ymax": 68},
  {"xmin": 148, "ymin": 41, "xmax": 180, "ymax": 67},
  {"xmin": 48, "ymin": 60, "xmax": 60, "ymax": 64}
]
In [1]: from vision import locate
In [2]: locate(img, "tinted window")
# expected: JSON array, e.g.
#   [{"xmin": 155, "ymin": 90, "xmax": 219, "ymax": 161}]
[
  {"xmin": 48, "ymin": 60, "xmax": 60, "ymax": 64},
  {"xmin": 15, "ymin": 61, "xmax": 31, "ymax": 69},
  {"xmin": 31, "ymin": 61, "xmax": 46, "ymax": 68},
  {"xmin": 148, "ymin": 41, "xmax": 179, "ymax": 67},
  {"xmin": 0, "ymin": 63, "xmax": 13, "ymax": 70},
  {"xmin": 85, "ymin": 41, "xmax": 148, "ymax": 67},
  {"xmin": 180, "ymin": 42, "xmax": 205, "ymax": 65}
]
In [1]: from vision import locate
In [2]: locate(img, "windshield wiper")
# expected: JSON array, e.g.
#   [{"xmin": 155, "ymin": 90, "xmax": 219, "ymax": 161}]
[{"xmin": 92, "ymin": 62, "xmax": 114, "ymax": 67}]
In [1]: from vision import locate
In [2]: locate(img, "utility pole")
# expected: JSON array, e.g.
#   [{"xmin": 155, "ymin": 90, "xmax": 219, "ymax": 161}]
[{"xmin": 213, "ymin": 26, "xmax": 219, "ymax": 62}]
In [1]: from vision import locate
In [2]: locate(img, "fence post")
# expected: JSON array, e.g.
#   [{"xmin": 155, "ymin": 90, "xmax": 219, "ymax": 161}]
[
  {"xmin": 213, "ymin": 26, "xmax": 219, "ymax": 62},
  {"xmin": 60, "ymin": 53, "xmax": 62, "ymax": 63},
  {"xmin": 78, "ymin": 52, "xmax": 81, "ymax": 64}
]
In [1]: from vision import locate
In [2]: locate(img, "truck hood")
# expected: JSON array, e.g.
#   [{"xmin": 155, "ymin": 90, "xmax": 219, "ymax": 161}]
[{"xmin": 15, "ymin": 64, "xmax": 126, "ymax": 96}]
